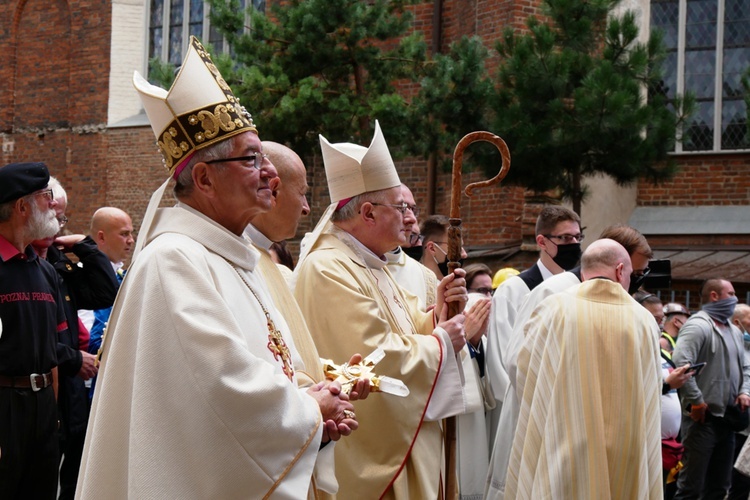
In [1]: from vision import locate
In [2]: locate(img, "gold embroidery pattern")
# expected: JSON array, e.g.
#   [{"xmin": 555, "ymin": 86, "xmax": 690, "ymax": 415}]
[
  {"xmin": 155, "ymin": 36, "xmax": 258, "ymax": 176},
  {"xmin": 158, "ymin": 126, "xmax": 190, "ymax": 172},
  {"xmin": 229, "ymin": 263, "xmax": 295, "ymax": 381}
]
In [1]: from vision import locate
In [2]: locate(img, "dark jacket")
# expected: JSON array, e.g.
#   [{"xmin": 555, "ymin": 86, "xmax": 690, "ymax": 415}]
[{"xmin": 48, "ymin": 236, "xmax": 118, "ymax": 435}]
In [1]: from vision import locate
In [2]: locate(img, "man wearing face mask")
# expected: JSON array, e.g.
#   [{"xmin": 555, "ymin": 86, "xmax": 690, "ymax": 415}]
[
  {"xmin": 660, "ymin": 303, "xmax": 690, "ymax": 358},
  {"xmin": 485, "ymin": 222, "xmax": 653, "ymax": 498},
  {"xmin": 384, "ymin": 184, "xmax": 438, "ymax": 311},
  {"xmin": 484, "ymin": 205, "xmax": 581, "ymax": 450},
  {"xmin": 420, "ymin": 214, "xmax": 468, "ymax": 280},
  {"xmin": 729, "ymin": 303, "xmax": 750, "ymax": 500},
  {"xmin": 504, "ymin": 238, "xmax": 663, "ymax": 499},
  {"xmin": 672, "ymin": 279, "xmax": 750, "ymax": 500}
]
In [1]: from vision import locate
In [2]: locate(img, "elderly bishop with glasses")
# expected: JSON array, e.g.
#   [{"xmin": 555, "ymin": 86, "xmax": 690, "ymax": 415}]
[
  {"xmin": 77, "ymin": 37, "xmax": 359, "ymax": 499},
  {"xmin": 293, "ymin": 122, "xmax": 476, "ymax": 498},
  {"xmin": 384, "ymin": 184, "xmax": 440, "ymax": 312}
]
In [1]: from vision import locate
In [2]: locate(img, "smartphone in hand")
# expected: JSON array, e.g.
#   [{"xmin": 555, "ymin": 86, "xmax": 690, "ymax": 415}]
[{"xmin": 686, "ymin": 362, "xmax": 706, "ymax": 375}]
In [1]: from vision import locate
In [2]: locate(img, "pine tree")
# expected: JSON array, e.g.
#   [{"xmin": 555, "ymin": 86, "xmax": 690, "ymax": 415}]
[
  {"xmin": 487, "ymin": 0, "xmax": 694, "ymax": 215},
  {"xmin": 206, "ymin": 0, "xmax": 431, "ymax": 157},
  {"xmin": 406, "ymin": 36, "xmax": 494, "ymax": 168}
]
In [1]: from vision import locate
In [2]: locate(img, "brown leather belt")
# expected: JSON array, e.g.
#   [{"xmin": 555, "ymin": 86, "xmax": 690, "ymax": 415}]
[{"xmin": 0, "ymin": 372, "xmax": 53, "ymax": 391}]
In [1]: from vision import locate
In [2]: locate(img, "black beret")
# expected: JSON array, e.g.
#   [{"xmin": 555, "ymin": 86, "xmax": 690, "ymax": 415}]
[{"xmin": 0, "ymin": 162, "xmax": 50, "ymax": 204}]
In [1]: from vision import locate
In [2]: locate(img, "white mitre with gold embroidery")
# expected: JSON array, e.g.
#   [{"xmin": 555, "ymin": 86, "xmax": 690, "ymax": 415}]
[
  {"xmin": 130, "ymin": 36, "xmax": 258, "ymax": 262},
  {"xmin": 295, "ymin": 121, "xmax": 401, "ymax": 275},
  {"xmin": 133, "ymin": 35, "xmax": 256, "ymax": 178}
]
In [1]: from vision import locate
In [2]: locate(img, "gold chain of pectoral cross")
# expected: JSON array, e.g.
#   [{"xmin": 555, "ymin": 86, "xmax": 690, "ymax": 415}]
[{"xmin": 229, "ymin": 263, "xmax": 295, "ymax": 381}]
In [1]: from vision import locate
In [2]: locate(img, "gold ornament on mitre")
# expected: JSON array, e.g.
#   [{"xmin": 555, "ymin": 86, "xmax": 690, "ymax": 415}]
[{"xmin": 133, "ymin": 36, "xmax": 257, "ymax": 178}]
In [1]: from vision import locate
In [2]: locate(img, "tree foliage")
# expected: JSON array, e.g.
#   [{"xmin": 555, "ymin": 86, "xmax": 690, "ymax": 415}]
[
  {"xmin": 150, "ymin": 0, "xmax": 693, "ymax": 214},
  {"xmin": 405, "ymin": 36, "xmax": 495, "ymax": 170},
  {"xmin": 487, "ymin": 0, "xmax": 694, "ymax": 214},
  {"xmin": 206, "ymin": 0, "xmax": 431, "ymax": 157}
]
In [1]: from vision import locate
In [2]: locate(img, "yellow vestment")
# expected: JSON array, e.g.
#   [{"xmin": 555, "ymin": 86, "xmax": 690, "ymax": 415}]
[
  {"xmin": 505, "ymin": 279, "xmax": 662, "ymax": 499},
  {"xmin": 295, "ymin": 230, "xmax": 465, "ymax": 499}
]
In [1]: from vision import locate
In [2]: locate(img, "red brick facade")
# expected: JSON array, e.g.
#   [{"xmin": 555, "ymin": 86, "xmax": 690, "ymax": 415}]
[
  {"xmin": 639, "ymin": 153, "xmax": 750, "ymax": 207},
  {"xmin": 1, "ymin": 0, "xmax": 748, "ymax": 290},
  {"xmin": 1, "ymin": 0, "xmax": 114, "ymax": 230}
]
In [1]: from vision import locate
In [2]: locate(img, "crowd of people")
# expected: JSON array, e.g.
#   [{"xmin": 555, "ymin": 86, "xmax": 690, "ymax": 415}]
[{"xmin": 2, "ymin": 35, "xmax": 750, "ymax": 500}]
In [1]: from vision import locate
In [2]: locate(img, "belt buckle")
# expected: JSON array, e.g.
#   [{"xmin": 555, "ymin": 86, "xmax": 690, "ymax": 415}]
[{"xmin": 29, "ymin": 373, "xmax": 43, "ymax": 392}]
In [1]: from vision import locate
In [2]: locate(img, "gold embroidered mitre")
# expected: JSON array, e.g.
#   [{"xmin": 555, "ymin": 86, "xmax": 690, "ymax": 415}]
[{"xmin": 133, "ymin": 36, "xmax": 257, "ymax": 177}]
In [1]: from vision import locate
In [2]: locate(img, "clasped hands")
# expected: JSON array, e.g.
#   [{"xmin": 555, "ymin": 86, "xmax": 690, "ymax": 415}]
[{"xmin": 306, "ymin": 353, "xmax": 371, "ymax": 444}]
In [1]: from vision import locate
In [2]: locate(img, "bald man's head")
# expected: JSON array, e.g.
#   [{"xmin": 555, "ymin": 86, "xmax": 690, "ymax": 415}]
[
  {"xmin": 581, "ymin": 238, "xmax": 633, "ymax": 290},
  {"xmin": 90, "ymin": 207, "xmax": 134, "ymax": 264},
  {"xmin": 251, "ymin": 142, "xmax": 309, "ymax": 242}
]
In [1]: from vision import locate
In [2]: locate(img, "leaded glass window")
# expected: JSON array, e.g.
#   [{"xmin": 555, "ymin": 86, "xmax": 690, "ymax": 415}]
[
  {"xmin": 651, "ymin": 0, "xmax": 750, "ymax": 152},
  {"xmin": 147, "ymin": 0, "xmax": 264, "ymax": 76}
]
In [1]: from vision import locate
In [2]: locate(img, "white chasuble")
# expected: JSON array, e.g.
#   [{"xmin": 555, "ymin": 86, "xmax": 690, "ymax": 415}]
[
  {"xmin": 504, "ymin": 279, "xmax": 662, "ymax": 500},
  {"xmin": 77, "ymin": 205, "xmax": 324, "ymax": 499}
]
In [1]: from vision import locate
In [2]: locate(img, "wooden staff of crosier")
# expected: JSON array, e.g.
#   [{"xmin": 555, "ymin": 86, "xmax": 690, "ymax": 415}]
[{"xmin": 444, "ymin": 131, "xmax": 511, "ymax": 499}]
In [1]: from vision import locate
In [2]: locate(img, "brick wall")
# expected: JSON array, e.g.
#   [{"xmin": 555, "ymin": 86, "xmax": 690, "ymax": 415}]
[
  {"xmin": 3, "ymin": 0, "xmax": 748, "ymax": 282},
  {"xmin": 638, "ymin": 153, "xmax": 750, "ymax": 206},
  {"xmin": 0, "ymin": 0, "xmax": 113, "ymax": 234}
]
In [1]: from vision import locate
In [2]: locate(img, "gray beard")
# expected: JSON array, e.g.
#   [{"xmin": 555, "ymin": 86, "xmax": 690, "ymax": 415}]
[{"xmin": 28, "ymin": 204, "xmax": 60, "ymax": 241}]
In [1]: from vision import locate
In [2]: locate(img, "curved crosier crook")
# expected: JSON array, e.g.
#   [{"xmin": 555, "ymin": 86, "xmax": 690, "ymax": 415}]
[
  {"xmin": 446, "ymin": 131, "xmax": 511, "ymax": 316},
  {"xmin": 443, "ymin": 131, "xmax": 511, "ymax": 499},
  {"xmin": 450, "ymin": 131, "xmax": 512, "ymax": 217}
]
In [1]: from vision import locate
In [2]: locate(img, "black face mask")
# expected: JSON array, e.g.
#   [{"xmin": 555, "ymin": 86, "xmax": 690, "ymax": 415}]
[
  {"xmin": 628, "ymin": 272, "xmax": 647, "ymax": 295},
  {"xmin": 403, "ymin": 245, "xmax": 424, "ymax": 262},
  {"xmin": 551, "ymin": 243, "xmax": 581, "ymax": 271},
  {"xmin": 434, "ymin": 245, "xmax": 463, "ymax": 278},
  {"xmin": 437, "ymin": 258, "xmax": 464, "ymax": 278}
]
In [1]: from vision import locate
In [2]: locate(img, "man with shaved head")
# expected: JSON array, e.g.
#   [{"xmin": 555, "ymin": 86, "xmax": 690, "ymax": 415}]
[
  {"xmin": 504, "ymin": 239, "xmax": 662, "ymax": 499},
  {"xmin": 247, "ymin": 141, "xmax": 369, "ymax": 391},
  {"xmin": 487, "ymin": 224, "xmax": 655, "ymax": 498},
  {"xmin": 89, "ymin": 207, "xmax": 134, "ymax": 268},
  {"xmin": 250, "ymin": 142, "xmax": 310, "ymax": 246},
  {"xmin": 83, "ymin": 207, "xmax": 134, "ymax": 365},
  {"xmin": 245, "ymin": 142, "xmax": 370, "ymax": 496}
]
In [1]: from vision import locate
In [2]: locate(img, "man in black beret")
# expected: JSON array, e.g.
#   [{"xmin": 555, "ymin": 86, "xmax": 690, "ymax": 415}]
[{"xmin": 0, "ymin": 162, "xmax": 69, "ymax": 498}]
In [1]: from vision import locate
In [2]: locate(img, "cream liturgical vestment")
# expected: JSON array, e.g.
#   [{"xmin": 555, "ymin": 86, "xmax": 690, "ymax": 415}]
[
  {"xmin": 295, "ymin": 229, "xmax": 467, "ymax": 499},
  {"xmin": 485, "ymin": 270, "xmax": 581, "ymax": 499},
  {"xmin": 484, "ymin": 274, "xmax": 532, "ymax": 445},
  {"xmin": 245, "ymin": 224, "xmax": 325, "ymax": 386},
  {"xmin": 385, "ymin": 248, "xmax": 437, "ymax": 312},
  {"xmin": 77, "ymin": 205, "xmax": 325, "ymax": 499},
  {"xmin": 505, "ymin": 279, "xmax": 662, "ymax": 500}
]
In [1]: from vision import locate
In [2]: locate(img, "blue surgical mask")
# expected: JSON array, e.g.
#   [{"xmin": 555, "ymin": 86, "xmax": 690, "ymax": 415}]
[
  {"xmin": 743, "ymin": 331, "xmax": 750, "ymax": 343},
  {"xmin": 702, "ymin": 296, "xmax": 739, "ymax": 324}
]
